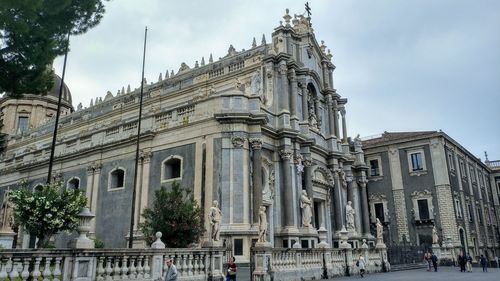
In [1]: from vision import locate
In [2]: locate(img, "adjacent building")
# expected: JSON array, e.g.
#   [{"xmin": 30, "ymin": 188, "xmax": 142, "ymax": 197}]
[{"xmin": 363, "ymin": 131, "xmax": 500, "ymax": 261}]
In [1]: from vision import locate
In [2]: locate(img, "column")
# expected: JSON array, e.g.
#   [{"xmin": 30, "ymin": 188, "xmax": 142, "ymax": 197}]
[
  {"xmin": 288, "ymin": 69, "xmax": 297, "ymax": 118},
  {"xmin": 86, "ymin": 165, "xmax": 95, "ymax": 236},
  {"xmin": 358, "ymin": 179, "xmax": 371, "ymax": 236},
  {"xmin": 278, "ymin": 61, "xmax": 289, "ymax": 112},
  {"xmin": 300, "ymin": 82, "xmax": 308, "ymax": 122},
  {"xmin": 303, "ymin": 158, "xmax": 314, "ymax": 226},
  {"xmin": 134, "ymin": 158, "xmax": 143, "ymax": 231},
  {"xmin": 322, "ymin": 61, "xmax": 329, "ymax": 89},
  {"xmin": 280, "ymin": 149, "xmax": 294, "ymax": 227},
  {"xmin": 332, "ymin": 170, "xmax": 343, "ymax": 231},
  {"xmin": 90, "ymin": 163, "xmax": 101, "ymax": 235},
  {"xmin": 139, "ymin": 151, "xmax": 152, "ymax": 224},
  {"xmin": 333, "ymin": 100, "xmax": 340, "ymax": 138},
  {"xmin": 340, "ymin": 108, "xmax": 347, "ymax": 143},
  {"xmin": 250, "ymin": 138, "xmax": 263, "ymax": 224},
  {"xmin": 327, "ymin": 95, "xmax": 335, "ymax": 137}
]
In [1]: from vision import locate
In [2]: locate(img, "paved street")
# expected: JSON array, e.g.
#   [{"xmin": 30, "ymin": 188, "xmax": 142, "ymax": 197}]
[
  {"xmin": 237, "ymin": 266, "xmax": 500, "ymax": 281},
  {"xmin": 326, "ymin": 266, "xmax": 500, "ymax": 281}
]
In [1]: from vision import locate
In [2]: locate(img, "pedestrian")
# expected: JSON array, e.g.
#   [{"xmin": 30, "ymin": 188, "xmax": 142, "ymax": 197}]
[
  {"xmin": 480, "ymin": 254, "xmax": 488, "ymax": 272},
  {"xmin": 431, "ymin": 252, "xmax": 438, "ymax": 272},
  {"xmin": 226, "ymin": 256, "xmax": 237, "ymax": 281},
  {"xmin": 423, "ymin": 251, "xmax": 431, "ymax": 271},
  {"xmin": 466, "ymin": 253, "xmax": 473, "ymax": 272},
  {"xmin": 458, "ymin": 252, "xmax": 466, "ymax": 272},
  {"xmin": 164, "ymin": 259, "xmax": 177, "ymax": 281},
  {"xmin": 357, "ymin": 255, "xmax": 366, "ymax": 278}
]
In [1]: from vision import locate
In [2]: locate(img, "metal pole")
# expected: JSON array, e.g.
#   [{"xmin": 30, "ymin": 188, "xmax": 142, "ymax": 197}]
[
  {"xmin": 128, "ymin": 27, "xmax": 148, "ymax": 248},
  {"xmin": 47, "ymin": 32, "xmax": 70, "ymax": 184}
]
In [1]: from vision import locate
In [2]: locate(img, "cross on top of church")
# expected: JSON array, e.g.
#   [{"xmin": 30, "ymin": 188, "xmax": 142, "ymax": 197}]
[{"xmin": 305, "ymin": 2, "xmax": 312, "ymax": 17}]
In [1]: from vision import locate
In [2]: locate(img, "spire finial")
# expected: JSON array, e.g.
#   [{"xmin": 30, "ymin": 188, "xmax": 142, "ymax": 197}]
[
  {"xmin": 261, "ymin": 34, "xmax": 266, "ymax": 45},
  {"xmin": 165, "ymin": 70, "xmax": 169, "ymax": 78},
  {"xmin": 158, "ymin": 72, "xmax": 163, "ymax": 82},
  {"xmin": 485, "ymin": 151, "xmax": 489, "ymax": 162},
  {"xmin": 209, "ymin": 53, "xmax": 213, "ymax": 63},
  {"xmin": 201, "ymin": 56, "xmax": 205, "ymax": 66},
  {"xmin": 252, "ymin": 37, "xmax": 257, "ymax": 48}
]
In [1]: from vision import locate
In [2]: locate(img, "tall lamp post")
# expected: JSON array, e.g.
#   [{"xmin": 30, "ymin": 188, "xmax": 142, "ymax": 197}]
[{"xmin": 128, "ymin": 27, "xmax": 148, "ymax": 248}]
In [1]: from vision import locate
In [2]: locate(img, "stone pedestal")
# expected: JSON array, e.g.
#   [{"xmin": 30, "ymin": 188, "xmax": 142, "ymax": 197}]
[
  {"xmin": 0, "ymin": 230, "xmax": 16, "ymax": 248},
  {"xmin": 69, "ymin": 207, "xmax": 95, "ymax": 249},
  {"xmin": 339, "ymin": 227, "xmax": 352, "ymax": 249},
  {"xmin": 252, "ymin": 245, "xmax": 272, "ymax": 281},
  {"xmin": 316, "ymin": 226, "xmax": 330, "ymax": 248}
]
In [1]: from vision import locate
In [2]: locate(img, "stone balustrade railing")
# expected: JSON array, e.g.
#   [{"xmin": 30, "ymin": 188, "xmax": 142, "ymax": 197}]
[
  {"xmin": 0, "ymin": 248, "xmax": 226, "ymax": 281},
  {"xmin": 253, "ymin": 247, "xmax": 386, "ymax": 281}
]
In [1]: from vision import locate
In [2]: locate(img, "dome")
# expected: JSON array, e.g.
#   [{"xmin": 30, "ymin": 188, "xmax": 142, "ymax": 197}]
[{"xmin": 46, "ymin": 73, "xmax": 73, "ymax": 106}]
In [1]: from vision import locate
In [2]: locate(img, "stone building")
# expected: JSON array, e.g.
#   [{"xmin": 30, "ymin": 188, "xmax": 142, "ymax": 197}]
[
  {"xmin": 363, "ymin": 131, "xmax": 500, "ymax": 261},
  {"xmin": 0, "ymin": 9, "xmax": 373, "ymax": 260}
]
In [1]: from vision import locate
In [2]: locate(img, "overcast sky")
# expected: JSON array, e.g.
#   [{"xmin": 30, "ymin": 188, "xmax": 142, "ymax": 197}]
[{"xmin": 52, "ymin": 0, "xmax": 500, "ymax": 161}]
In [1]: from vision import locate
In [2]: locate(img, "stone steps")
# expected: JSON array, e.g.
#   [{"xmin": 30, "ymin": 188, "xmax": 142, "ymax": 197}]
[{"xmin": 390, "ymin": 263, "xmax": 428, "ymax": 272}]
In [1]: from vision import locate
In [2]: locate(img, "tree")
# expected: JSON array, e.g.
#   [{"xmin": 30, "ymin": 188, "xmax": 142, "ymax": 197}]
[
  {"xmin": 0, "ymin": 0, "xmax": 108, "ymax": 97},
  {"xmin": 140, "ymin": 182, "xmax": 205, "ymax": 248},
  {"xmin": 10, "ymin": 180, "xmax": 87, "ymax": 248}
]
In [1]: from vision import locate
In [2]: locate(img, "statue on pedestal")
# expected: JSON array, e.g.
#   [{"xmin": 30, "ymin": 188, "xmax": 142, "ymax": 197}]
[
  {"xmin": 432, "ymin": 226, "xmax": 439, "ymax": 245},
  {"xmin": 209, "ymin": 200, "xmax": 222, "ymax": 241},
  {"xmin": 345, "ymin": 201, "xmax": 355, "ymax": 232},
  {"xmin": 257, "ymin": 206, "xmax": 268, "ymax": 243},
  {"xmin": 376, "ymin": 218, "xmax": 383, "ymax": 240},
  {"xmin": 0, "ymin": 190, "xmax": 14, "ymax": 232},
  {"xmin": 300, "ymin": 190, "xmax": 313, "ymax": 228}
]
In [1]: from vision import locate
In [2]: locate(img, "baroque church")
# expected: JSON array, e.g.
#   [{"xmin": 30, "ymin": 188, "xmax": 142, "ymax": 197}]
[{"xmin": 0, "ymin": 9, "xmax": 372, "ymax": 259}]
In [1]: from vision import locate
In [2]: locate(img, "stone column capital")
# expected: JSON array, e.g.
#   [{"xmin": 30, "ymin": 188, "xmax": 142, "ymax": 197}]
[
  {"xmin": 288, "ymin": 69, "xmax": 297, "ymax": 80},
  {"xmin": 340, "ymin": 108, "xmax": 346, "ymax": 116},
  {"xmin": 249, "ymin": 138, "xmax": 263, "ymax": 149},
  {"xmin": 278, "ymin": 62, "xmax": 288, "ymax": 75},
  {"xmin": 232, "ymin": 136, "xmax": 245, "ymax": 148},
  {"xmin": 303, "ymin": 158, "xmax": 313, "ymax": 167},
  {"xmin": 279, "ymin": 149, "xmax": 293, "ymax": 160}
]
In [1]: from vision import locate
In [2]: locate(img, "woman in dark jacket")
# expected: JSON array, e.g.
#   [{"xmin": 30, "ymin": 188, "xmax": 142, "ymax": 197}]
[{"xmin": 227, "ymin": 256, "xmax": 237, "ymax": 280}]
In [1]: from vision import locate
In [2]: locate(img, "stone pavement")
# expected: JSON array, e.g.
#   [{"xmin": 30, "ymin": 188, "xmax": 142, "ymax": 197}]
[
  {"xmin": 237, "ymin": 266, "xmax": 500, "ymax": 281},
  {"xmin": 326, "ymin": 266, "xmax": 500, "ymax": 281}
]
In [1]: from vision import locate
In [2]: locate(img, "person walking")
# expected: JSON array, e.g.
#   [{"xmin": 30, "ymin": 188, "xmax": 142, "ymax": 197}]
[
  {"xmin": 466, "ymin": 253, "xmax": 473, "ymax": 272},
  {"xmin": 480, "ymin": 254, "xmax": 488, "ymax": 272},
  {"xmin": 424, "ymin": 251, "xmax": 431, "ymax": 271},
  {"xmin": 458, "ymin": 252, "xmax": 466, "ymax": 272},
  {"xmin": 357, "ymin": 255, "xmax": 366, "ymax": 278},
  {"xmin": 164, "ymin": 259, "xmax": 177, "ymax": 281},
  {"xmin": 226, "ymin": 256, "xmax": 237, "ymax": 281},
  {"xmin": 431, "ymin": 252, "xmax": 438, "ymax": 272}
]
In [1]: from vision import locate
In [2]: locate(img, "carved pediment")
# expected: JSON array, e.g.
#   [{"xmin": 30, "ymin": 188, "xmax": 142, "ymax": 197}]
[
  {"xmin": 312, "ymin": 166, "xmax": 333, "ymax": 186},
  {"xmin": 369, "ymin": 193, "xmax": 387, "ymax": 202},
  {"xmin": 411, "ymin": 189, "xmax": 432, "ymax": 198}
]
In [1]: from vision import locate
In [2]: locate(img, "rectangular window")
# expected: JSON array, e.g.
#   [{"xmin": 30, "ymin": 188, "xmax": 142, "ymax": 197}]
[
  {"xmin": 18, "ymin": 116, "xmax": 29, "ymax": 133},
  {"xmin": 459, "ymin": 161, "xmax": 466, "ymax": 177},
  {"xmin": 470, "ymin": 167, "xmax": 476, "ymax": 182},
  {"xmin": 455, "ymin": 199, "xmax": 462, "ymax": 217},
  {"xmin": 468, "ymin": 204, "xmax": 474, "ymax": 222},
  {"xmin": 448, "ymin": 153, "xmax": 455, "ymax": 170},
  {"xmin": 233, "ymin": 238, "xmax": 243, "ymax": 256},
  {"xmin": 417, "ymin": 199, "xmax": 430, "ymax": 220},
  {"xmin": 478, "ymin": 207, "xmax": 483, "ymax": 224},
  {"xmin": 374, "ymin": 203, "xmax": 385, "ymax": 222},
  {"xmin": 410, "ymin": 153, "xmax": 423, "ymax": 171},
  {"xmin": 370, "ymin": 160, "xmax": 380, "ymax": 176}
]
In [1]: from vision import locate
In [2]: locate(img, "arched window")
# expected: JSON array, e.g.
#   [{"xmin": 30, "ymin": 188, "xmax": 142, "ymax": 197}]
[
  {"xmin": 109, "ymin": 168, "xmax": 126, "ymax": 190},
  {"xmin": 67, "ymin": 177, "xmax": 80, "ymax": 189},
  {"xmin": 162, "ymin": 156, "xmax": 182, "ymax": 182}
]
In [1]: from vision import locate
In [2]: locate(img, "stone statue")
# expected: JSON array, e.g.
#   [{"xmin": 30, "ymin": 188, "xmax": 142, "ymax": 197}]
[
  {"xmin": 432, "ymin": 226, "xmax": 439, "ymax": 244},
  {"xmin": 209, "ymin": 200, "xmax": 222, "ymax": 241},
  {"xmin": 300, "ymin": 190, "xmax": 313, "ymax": 228},
  {"xmin": 0, "ymin": 190, "xmax": 14, "ymax": 232},
  {"xmin": 257, "ymin": 206, "xmax": 268, "ymax": 243},
  {"xmin": 376, "ymin": 218, "xmax": 383, "ymax": 240},
  {"xmin": 345, "ymin": 201, "xmax": 355, "ymax": 232}
]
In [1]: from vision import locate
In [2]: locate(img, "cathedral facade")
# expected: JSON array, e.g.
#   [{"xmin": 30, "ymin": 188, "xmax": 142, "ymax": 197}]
[{"xmin": 0, "ymin": 9, "xmax": 372, "ymax": 261}]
